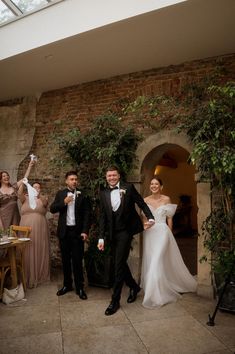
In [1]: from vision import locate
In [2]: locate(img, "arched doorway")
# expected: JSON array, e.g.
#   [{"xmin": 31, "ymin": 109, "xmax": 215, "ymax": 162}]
[
  {"xmin": 141, "ymin": 143, "xmax": 197, "ymax": 275},
  {"xmin": 130, "ymin": 130, "xmax": 213, "ymax": 298}
]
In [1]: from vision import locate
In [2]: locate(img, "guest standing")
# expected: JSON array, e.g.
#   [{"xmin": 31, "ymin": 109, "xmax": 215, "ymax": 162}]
[
  {"xmin": 98, "ymin": 166, "xmax": 155, "ymax": 316},
  {"xmin": 19, "ymin": 182, "xmax": 50, "ymax": 288},
  {"xmin": 141, "ymin": 177, "xmax": 197, "ymax": 308},
  {"xmin": 50, "ymin": 171, "xmax": 91, "ymax": 299},
  {"xmin": 0, "ymin": 160, "xmax": 35, "ymax": 230}
]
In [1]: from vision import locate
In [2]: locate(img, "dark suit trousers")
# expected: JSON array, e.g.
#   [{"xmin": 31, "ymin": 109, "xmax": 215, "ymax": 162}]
[
  {"xmin": 112, "ymin": 230, "xmax": 138, "ymax": 303},
  {"xmin": 59, "ymin": 226, "xmax": 84, "ymax": 290}
]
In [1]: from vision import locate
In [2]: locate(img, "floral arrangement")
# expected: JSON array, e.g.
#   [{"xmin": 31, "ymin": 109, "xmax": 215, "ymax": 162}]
[{"xmin": 119, "ymin": 188, "xmax": 126, "ymax": 196}]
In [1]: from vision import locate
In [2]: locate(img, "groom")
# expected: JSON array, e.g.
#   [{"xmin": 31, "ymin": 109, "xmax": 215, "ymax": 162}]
[
  {"xmin": 98, "ymin": 166, "xmax": 155, "ymax": 315},
  {"xmin": 50, "ymin": 171, "xmax": 91, "ymax": 299}
]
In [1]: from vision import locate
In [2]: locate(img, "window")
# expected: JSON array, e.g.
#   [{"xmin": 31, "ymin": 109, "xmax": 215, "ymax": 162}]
[{"xmin": 0, "ymin": 0, "xmax": 63, "ymax": 26}]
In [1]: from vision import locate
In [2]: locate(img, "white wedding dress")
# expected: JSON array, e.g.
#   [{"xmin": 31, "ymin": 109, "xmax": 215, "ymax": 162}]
[{"xmin": 141, "ymin": 204, "xmax": 197, "ymax": 308}]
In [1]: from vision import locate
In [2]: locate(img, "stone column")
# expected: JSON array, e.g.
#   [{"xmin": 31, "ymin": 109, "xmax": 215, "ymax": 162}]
[{"xmin": 197, "ymin": 181, "xmax": 214, "ymax": 298}]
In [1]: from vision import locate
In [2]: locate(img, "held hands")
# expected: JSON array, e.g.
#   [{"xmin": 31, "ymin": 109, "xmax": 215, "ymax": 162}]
[
  {"xmin": 144, "ymin": 219, "xmax": 155, "ymax": 230},
  {"xmin": 97, "ymin": 238, "xmax": 104, "ymax": 251}
]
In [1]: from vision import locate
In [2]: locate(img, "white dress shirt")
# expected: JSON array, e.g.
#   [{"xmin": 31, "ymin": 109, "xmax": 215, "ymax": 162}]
[
  {"xmin": 110, "ymin": 183, "xmax": 120, "ymax": 212},
  {"xmin": 66, "ymin": 191, "xmax": 76, "ymax": 225}
]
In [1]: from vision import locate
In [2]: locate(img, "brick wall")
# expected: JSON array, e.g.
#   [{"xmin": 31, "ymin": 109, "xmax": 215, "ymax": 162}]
[{"xmin": 13, "ymin": 53, "xmax": 235, "ymax": 266}]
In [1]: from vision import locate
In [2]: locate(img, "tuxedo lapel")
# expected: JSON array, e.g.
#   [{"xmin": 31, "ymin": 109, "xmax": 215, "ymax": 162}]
[
  {"xmin": 75, "ymin": 193, "xmax": 82, "ymax": 207},
  {"xmin": 104, "ymin": 189, "xmax": 113, "ymax": 218},
  {"xmin": 119, "ymin": 183, "xmax": 127, "ymax": 210}
]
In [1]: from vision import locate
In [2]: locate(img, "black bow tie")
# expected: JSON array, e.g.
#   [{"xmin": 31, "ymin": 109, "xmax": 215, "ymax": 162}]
[
  {"xmin": 67, "ymin": 188, "xmax": 75, "ymax": 194},
  {"xmin": 108, "ymin": 186, "xmax": 119, "ymax": 191}
]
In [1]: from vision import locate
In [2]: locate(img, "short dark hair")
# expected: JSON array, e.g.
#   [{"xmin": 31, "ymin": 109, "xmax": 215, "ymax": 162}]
[
  {"xmin": 105, "ymin": 165, "xmax": 120, "ymax": 174},
  {"xmin": 65, "ymin": 170, "xmax": 78, "ymax": 179}
]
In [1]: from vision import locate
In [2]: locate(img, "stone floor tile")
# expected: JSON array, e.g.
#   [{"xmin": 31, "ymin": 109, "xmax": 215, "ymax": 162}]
[
  {"xmin": 0, "ymin": 304, "xmax": 61, "ymax": 339},
  {"xmin": 23, "ymin": 282, "xmax": 58, "ymax": 307},
  {"xmin": 179, "ymin": 295, "xmax": 216, "ymax": 316},
  {"xmin": 0, "ymin": 332, "xmax": 62, "ymax": 354},
  {"xmin": 122, "ymin": 297, "xmax": 188, "ymax": 323},
  {"xmin": 180, "ymin": 297, "xmax": 235, "ymax": 348},
  {"xmin": 60, "ymin": 300, "xmax": 129, "ymax": 330},
  {"xmin": 63, "ymin": 325, "xmax": 148, "ymax": 354},
  {"xmin": 133, "ymin": 315, "xmax": 227, "ymax": 354},
  {"xmin": 85, "ymin": 285, "xmax": 112, "ymax": 301}
]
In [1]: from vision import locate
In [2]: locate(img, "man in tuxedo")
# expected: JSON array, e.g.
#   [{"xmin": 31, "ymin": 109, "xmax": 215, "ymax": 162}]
[
  {"xmin": 50, "ymin": 171, "xmax": 91, "ymax": 299},
  {"xmin": 98, "ymin": 166, "xmax": 155, "ymax": 315}
]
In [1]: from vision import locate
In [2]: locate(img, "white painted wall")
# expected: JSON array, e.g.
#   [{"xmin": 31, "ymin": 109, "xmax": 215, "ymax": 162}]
[{"xmin": 0, "ymin": 0, "xmax": 186, "ymax": 60}]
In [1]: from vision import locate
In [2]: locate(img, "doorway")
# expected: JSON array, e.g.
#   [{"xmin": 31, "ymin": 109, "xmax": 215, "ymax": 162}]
[{"xmin": 140, "ymin": 142, "xmax": 198, "ymax": 274}]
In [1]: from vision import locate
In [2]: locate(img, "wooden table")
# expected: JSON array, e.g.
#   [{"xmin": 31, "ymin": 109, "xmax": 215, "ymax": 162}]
[{"xmin": 0, "ymin": 238, "xmax": 30, "ymax": 288}]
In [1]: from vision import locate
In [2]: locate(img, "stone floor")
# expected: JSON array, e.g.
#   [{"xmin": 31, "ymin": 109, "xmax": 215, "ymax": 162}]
[{"xmin": 0, "ymin": 273, "xmax": 234, "ymax": 354}]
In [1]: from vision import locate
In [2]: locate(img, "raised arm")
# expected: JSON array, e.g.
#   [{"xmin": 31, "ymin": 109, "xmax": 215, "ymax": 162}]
[
  {"xmin": 18, "ymin": 184, "xmax": 26, "ymax": 203},
  {"xmin": 17, "ymin": 160, "xmax": 35, "ymax": 188}
]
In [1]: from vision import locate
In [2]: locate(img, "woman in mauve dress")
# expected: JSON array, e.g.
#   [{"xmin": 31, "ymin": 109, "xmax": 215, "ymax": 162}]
[
  {"xmin": 0, "ymin": 160, "xmax": 35, "ymax": 231},
  {"xmin": 19, "ymin": 182, "xmax": 50, "ymax": 288}
]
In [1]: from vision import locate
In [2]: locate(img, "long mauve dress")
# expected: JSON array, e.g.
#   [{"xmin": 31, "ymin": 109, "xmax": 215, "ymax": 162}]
[
  {"xmin": 20, "ymin": 196, "xmax": 50, "ymax": 288},
  {"xmin": 0, "ymin": 184, "xmax": 20, "ymax": 230}
]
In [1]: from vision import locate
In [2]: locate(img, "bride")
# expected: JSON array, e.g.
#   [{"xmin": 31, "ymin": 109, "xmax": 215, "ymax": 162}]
[{"xmin": 141, "ymin": 177, "xmax": 197, "ymax": 308}]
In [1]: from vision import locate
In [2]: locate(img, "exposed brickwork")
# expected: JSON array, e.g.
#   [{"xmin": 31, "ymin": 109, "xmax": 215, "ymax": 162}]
[{"xmin": 6, "ymin": 53, "xmax": 235, "ymax": 266}]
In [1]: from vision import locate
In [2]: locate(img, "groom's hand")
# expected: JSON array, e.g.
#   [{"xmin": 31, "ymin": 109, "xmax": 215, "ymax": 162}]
[
  {"xmin": 64, "ymin": 195, "xmax": 74, "ymax": 204},
  {"xmin": 144, "ymin": 219, "xmax": 155, "ymax": 230}
]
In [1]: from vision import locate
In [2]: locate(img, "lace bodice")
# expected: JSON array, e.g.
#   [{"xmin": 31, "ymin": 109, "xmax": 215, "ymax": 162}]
[{"xmin": 147, "ymin": 204, "xmax": 177, "ymax": 223}]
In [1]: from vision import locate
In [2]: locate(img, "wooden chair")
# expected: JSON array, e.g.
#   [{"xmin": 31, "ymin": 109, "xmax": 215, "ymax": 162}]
[
  {"xmin": 10, "ymin": 225, "xmax": 31, "ymax": 239},
  {"xmin": 10, "ymin": 225, "xmax": 31, "ymax": 291},
  {"xmin": 0, "ymin": 225, "xmax": 31, "ymax": 298}
]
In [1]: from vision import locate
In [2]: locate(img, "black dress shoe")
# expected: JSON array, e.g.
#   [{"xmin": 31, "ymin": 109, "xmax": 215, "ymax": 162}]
[
  {"xmin": 127, "ymin": 286, "xmax": 141, "ymax": 303},
  {"xmin": 56, "ymin": 286, "xmax": 73, "ymax": 296},
  {"xmin": 76, "ymin": 288, "xmax": 88, "ymax": 300},
  {"xmin": 105, "ymin": 301, "xmax": 120, "ymax": 316}
]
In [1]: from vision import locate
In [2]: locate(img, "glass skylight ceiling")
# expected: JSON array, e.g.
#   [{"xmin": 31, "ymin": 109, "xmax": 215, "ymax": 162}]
[{"xmin": 0, "ymin": 0, "xmax": 63, "ymax": 26}]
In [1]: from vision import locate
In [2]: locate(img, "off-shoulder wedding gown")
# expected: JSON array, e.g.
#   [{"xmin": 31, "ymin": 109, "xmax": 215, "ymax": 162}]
[{"xmin": 141, "ymin": 204, "xmax": 197, "ymax": 308}]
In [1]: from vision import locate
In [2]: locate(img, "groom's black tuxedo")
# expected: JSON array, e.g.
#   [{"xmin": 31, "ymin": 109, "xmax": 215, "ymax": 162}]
[
  {"xmin": 99, "ymin": 182, "xmax": 154, "ymax": 303},
  {"xmin": 50, "ymin": 188, "xmax": 91, "ymax": 290},
  {"xmin": 100, "ymin": 182, "xmax": 154, "ymax": 239}
]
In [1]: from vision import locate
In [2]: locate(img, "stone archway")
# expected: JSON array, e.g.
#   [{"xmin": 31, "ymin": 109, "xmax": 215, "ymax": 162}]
[{"xmin": 130, "ymin": 130, "xmax": 213, "ymax": 298}]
